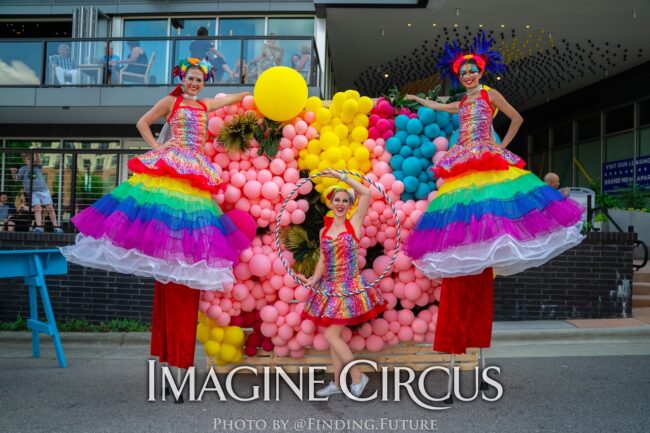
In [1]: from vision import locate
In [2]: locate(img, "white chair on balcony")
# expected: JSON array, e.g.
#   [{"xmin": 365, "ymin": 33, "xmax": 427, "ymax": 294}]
[{"xmin": 119, "ymin": 51, "xmax": 155, "ymax": 84}]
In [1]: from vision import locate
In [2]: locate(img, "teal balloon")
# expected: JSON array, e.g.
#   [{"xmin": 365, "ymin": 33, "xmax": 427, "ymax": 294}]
[
  {"xmin": 395, "ymin": 130, "xmax": 408, "ymax": 143},
  {"xmin": 444, "ymin": 124, "xmax": 453, "ymax": 135},
  {"xmin": 399, "ymin": 146, "xmax": 413, "ymax": 157},
  {"xmin": 427, "ymin": 180, "xmax": 437, "ymax": 190},
  {"xmin": 451, "ymin": 113, "xmax": 460, "ymax": 127},
  {"xmin": 386, "ymin": 137, "xmax": 401, "ymax": 154},
  {"xmin": 413, "ymin": 148, "xmax": 422, "ymax": 158},
  {"xmin": 405, "ymin": 134, "xmax": 420, "ymax": 149},
  {"xmin": 395, "ymin": 114, "xmax": 409, "ymax": 131},
  {"xmin": 449, "ymin": 129, "xmax": 460, "ymax": 149},
  {"xmin": 394, "ymin": 170, "xmax": 405, "ymax": 180},
  {"xmin": 436, "ymin": 111, "xmax": 450, "ymax": 127},
  {"xmin": 421, "ymin": 141, "xmax": 436, "ymax": 158},
  {"xmin": 403, "ymin": 176, "xmax": 419, "ymax": 193},
  {"xmin": 418, "ymin": 172, "xmax": 429, "ymax": 183},
  {"xmin": 402, "ymin": 157, "xmax": 422, "ymax": 176},
  {"xmin": 390, "ymin": 155, "xmax": 404, "ymax": 171},
  {"xmin": 491, "ymin": 126, "xmax": 502, "ymax": 144},
  {"xmin": 424, "ymin": 123, "xmax": 440, "ymax": 139},
  {"xmin": 417, "ymin": 107, "xmax": 436, "ymax": 125},
  {"xmin": 406, "ymin": 118, "xmax": 423, "ymax": 135},
  {"xmin": 420, "ymin": 158, "xmax": 430, "ymax": 171},
  {"xmin": 402, "ymin": 192, "xmax": 414, "ymax": 201},
  {"xmin": 415, "ymin": 183, "xmax": 430, "ymax": 200}
]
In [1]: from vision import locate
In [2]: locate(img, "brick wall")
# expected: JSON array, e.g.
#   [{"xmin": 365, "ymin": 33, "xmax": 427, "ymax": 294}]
[
  {"xmin": 494, "ymin": 232, "xmax": 636, "ymax": 320},
  {"xmin": 0, "ymin": 231, "xmax": 636, "ymax": 323}
]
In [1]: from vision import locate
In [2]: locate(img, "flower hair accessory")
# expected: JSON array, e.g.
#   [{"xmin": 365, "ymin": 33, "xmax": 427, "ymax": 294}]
[
  {"xmin": 438, "ymin": 31, "xmax": 505, "ymax": 86},
  {"xmin": 172, "ymin": 57, "xmax": 214, "ymax": 81}
]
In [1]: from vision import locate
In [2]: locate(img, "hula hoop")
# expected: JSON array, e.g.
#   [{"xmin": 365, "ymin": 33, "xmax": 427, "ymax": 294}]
[{"xmin": 275, "ymin": 169, "xmax": 401, "ymax": 297}]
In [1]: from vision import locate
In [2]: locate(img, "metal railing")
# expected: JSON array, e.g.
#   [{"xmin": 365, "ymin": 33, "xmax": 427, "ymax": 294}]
[{"xmin": 0, "ymin": 35, "xmax": 320, "ymax": 87}]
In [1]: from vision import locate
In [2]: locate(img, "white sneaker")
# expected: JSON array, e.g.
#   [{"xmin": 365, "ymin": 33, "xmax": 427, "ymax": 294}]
[
  {"xmin": 316, "ymin": 381, "xmax": 342, "ymax": 397},
  {"xmin": 350, "ymin": 374, "xmax": 369, "ymax": 397}
]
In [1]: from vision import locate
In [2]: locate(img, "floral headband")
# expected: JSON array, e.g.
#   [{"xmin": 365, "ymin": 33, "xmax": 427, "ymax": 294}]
[{"xmin": 172, "ymin": 57, "xmax": 214, "ymax": 81}]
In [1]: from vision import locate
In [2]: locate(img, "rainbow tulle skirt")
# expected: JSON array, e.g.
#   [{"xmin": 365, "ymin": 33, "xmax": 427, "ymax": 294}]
[
  {"xmin": 61, "ymin": 172, "xmax": 250, "ymax": 291},
  {"xmin": 406, "ymin": 147, "xmax": 584, "ymax": 278}
]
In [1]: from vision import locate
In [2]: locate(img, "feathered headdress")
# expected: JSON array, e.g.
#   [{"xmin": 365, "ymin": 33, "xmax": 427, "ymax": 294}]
[
  {"xmin": 172, "ymin": 57, "xmax": 214, "ymax": 81},
  {"xmin": 437, "ymin": 31, "xmax": 506, "ymax": 86}
]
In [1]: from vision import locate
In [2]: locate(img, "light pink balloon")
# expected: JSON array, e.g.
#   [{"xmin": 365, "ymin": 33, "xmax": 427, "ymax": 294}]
[
  {"xmin": 397, "ymin": 309, "xmax": 415, "ymax": 326},
  {"xmin": 300, "ymin": 319, "xmax": 316, "ymax": 334},
  {"xmin": 350, "ymin": 335, "xmax": 365, "ymax": 352},
  {"xmin": 291, "ymin": 209, "xmax": 306, "ymax": 225},
  {"xmin": 389, "ymin": 320, "xmax": 401, "ymax": 334},
  {"xmin": 412, "ymin": 318, "xmax": 428, "ymax": 334},
  {"xmin": 372, "ymin": 255, "xmax": 391, "ymax": 275},
  {"xmin": 305, "ymin": 126, "xmax": 318, "ymax": 139},
  {"xmin": 366, "ymin": 335, "xmax": 385, "ymax": 352},
  {"xmin": 293, "ymin": 135, "xmax": 308, "ymax": 150},
  {"xmin": 294, "ymin": 120, "xmax": 308, "ymax": 135},
  {"xmin": 274, "ymin": 300, "xmax": 290, "ymax": 316},
  {"xmin": 281, "ymin": 148, "xmax": 295, "ymax": 162},
  {"xmin": 208, "ymin": 116, "xmax": 225, "ymax": 136},
  {"xmin": 404, "ymin": 282, "xmax": 421, "ymax": 301},
  {"xmin": 250, "ymin": 254, "xmax": 272, "ymax": 277},
  {"xmin": 234, "ymin": 262, "xmax": 252, "ymax": 280},
  {"xmin": 224, "ymin": 185, "xmax": 241, "ymax": 203},
  {"xmin": 262, "ymin": 181, "xmax": 280, "ymax": 200},
  {"xmin": 243, "ymin": 181, "xmax": 262, "ymax": 199},
  {"xmin": 279, "ymin": 286, "xmax": 295, "ymax": 303},
  {"xmin": 432, "ymin": 151, "xmax": 447, "ymax": 165},
  {"xmin": 283, "ymin": 168, "xmax": 300, "ymax": 184},
  {"xmin": 371, "ymin": 318, "xmax": 389, "ymax": 336},
  {"xmin": 303, "ymin": 111, "xmax": 316, "ymax": 123},
  {"xmin": 258, "ymin": 169, "xmax": 273, "ymax": 183},
  {"xmin": 232, "ymin": 284, "xmax": 249, "ymax": 301},
  {"xmin": 283, "ymin": 124, "xmax": 297, "ymax": 140},
  {"xmin": 383, "ymin": 292, "xmax": 398, "ymax": 309},
  {"xmin": 398, "ymin": 326, "xmax": 413, "ymax": 342},
  {"xmin": 433, "ymin": 136, "xmax": 449, "ymax": 152},
  {"xmin": 269, "ymin": 158, "xmax": 287, "ymax": 175},
  {"xmin": 278, "ymin": 324, "xmax": 294, "ymax": 341},
  {"xmin": 207, "ymin": 305, "xmax": 222, "ymax": 320},
  {"xmin": 274, "ymin": 345, "xmax": 289, "ymax": 357}
]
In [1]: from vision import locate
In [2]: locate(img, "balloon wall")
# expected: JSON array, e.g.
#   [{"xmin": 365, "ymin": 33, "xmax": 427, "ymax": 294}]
[{"xmin": 199, "ymin": 69, "xmax": 460, "ymax": 364}]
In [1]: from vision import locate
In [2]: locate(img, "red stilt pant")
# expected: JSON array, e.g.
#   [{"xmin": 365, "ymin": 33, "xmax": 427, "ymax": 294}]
[
  {"xmin": 433, "ymin": 267, "xmax": 494, "ymax": 354},
  {"xmin": 150, "ymin": 281, "xmax": 200, "ymax": 369}
]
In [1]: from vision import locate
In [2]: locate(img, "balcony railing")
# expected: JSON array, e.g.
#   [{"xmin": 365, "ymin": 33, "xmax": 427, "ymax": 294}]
[{"xmin": 0, "ymin": 35, "xmax": 320, "ymax": 88}]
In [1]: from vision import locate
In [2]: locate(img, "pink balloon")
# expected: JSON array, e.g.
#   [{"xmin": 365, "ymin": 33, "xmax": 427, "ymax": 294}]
[
  {"xmin": 301, "ymin": 319, "xmax": 316, "ymax": 334},
  {"xmin": 303, "ymin": 111, "xmax": 316, "ymax": 123},
  {"xmin": 283, "ymin": 124, "xmax": 297, "ymax": 140},
  {"xmin": 283, "ymin": 168, "xmax": 300, "ymax": 184},
  {"xmin": 241, "ymin": 95, "xmax": 256, "ymax": 110},
  {"xmin": 250, "ymin": 254, "xmax": 272, "ymax": 277},
  {"xmin": 260, "ymin": 305, "xmax": 278, "ymax": 323},
  {"xmin": 293, "ymin": 135, "xmax": 308, "ymax": 150},
  {"xmin": 398, "ymin": 326, "xmax": 413, "ymax": 342},
  {"xmin": 258, "ymin": 169, "xmax": 273, "ymax": 183},
  {"xmin": 372, "ymin": 255, "xmax": 391, "ymax": 276},
  {"xmin": 349, "ymin": 335, "xmax": 365, "ymax": 352},
  {"xmin": 290, "ymin": 209, "xmax": 306, "ymax": 225},
  {"xmin": 371, "ymin": 318, "xmax": 389, "ymax": 336},
  {"xmin": 296, "ymin": 331, "xmax": 313, "ymax": 347},
  {"xmin": 432, "ymin": 151, "xmax": 447, "ymax": 165},
  {"xmin": 230, "ymin": 172, "xmax": 246, "ymax": 188},
  {"xmin": 366, "ymin": 335, "xmax": 385, "ymax": 352},
  {"xmin": 268, "ymin": 159, "xmax": 286, "ymax": 176},
  {"xmin": 278, "ymin": 325, "xmax": 294, "ymax": 341},
  {"xmin": 233, "ymin": 284, "xmax": 249, "ymax": 301},
  {"xmin": 436, "ymin": 178, "xmax": 445, "ymax": 189},
  {"xmin": 433, "ymin": 136, "xmax": 449, "ymax": 152},
  {"xmin": 313, "ymin": 333, "xmax": 329, "ymax": 350},
  {"xmin": 253, "ymin": 156, "xmax": 270, "ymax": 170},
  {"xmin": 224, "ymin": 185, "xmax": 241, "ymax": 203},
  {"xmin": 208, "ymin": 116, "xmax": 225, "ymax": 136},
  {"xmin": 404, "ymin": 282, "xmax": 421, "ymax": 301},
  {"xmin": 397, "ymin": 309, "xmax": 415, "ymax": 326},
  {"xmin": 274, "ymin": 345, "xmax": 289, "ymax": 357},
  {"xmin": 281, "ymin": 148, "xmax": 294, "ymax": 162},
  {"xmin": 389, "ymin": 320, "xmax": 401, "ymax": 334},
  {"xmin": 285, "ymin": 312, "xmax": 301, "ymax": 327},
  {"xmin": 234, "ymin": 262, "xmax": 252, "ymax": 280},
  {"xmin": 274, "ymin": 300, "xmax": 290, "ymax": 316},
  {"xmin": 305, "ymin": 126, "xmax": 318, "ymax": 140},
  {"xmin": 279, "ymin": 286, "xmax": 295, "ymax": 303},
  {"xmin": 243, "ymin": 180, "xmax": 262, "ymax": 199},
  {"xmin": 207, "ymin": 305, "xmax": 222, "ymax": 320},
  {"xmin": 262, "ymin": 181, "xmax": 280, "ymax": 200}
]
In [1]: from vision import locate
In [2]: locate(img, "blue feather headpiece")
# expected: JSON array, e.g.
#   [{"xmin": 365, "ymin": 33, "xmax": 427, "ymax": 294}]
[{"xmin": 437, "ymin": 31, "xmax": 506, "ymax": 86}]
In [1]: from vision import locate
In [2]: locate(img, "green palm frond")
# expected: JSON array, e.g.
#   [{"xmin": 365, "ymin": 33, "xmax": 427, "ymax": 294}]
[
  {"xmin": 280, "ymin": 225, "xmax": 320, "ymax": 276},
  {"xmin": 254, "ymin": 117, "xmax": 283, "ymax": 159},
  {"xmin": 217, "ymin": 111, "xmax": 259, "ymax": 153}
]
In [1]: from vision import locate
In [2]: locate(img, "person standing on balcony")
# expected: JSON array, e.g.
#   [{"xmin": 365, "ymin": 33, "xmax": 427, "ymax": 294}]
[
  {"xmin": 120, "ymin": 40, "xmax": 148, "ymax": 83},
  {"xmin": 189, "ymin": 26, "xmax": 235, "ymax": 83},
  {"xmin": 61, "ymin": 59, "xmax": 253, "ymax": 397},
  {"xmin": 50, "ymin": 43, "xmax": 79, "ymax": 85}
]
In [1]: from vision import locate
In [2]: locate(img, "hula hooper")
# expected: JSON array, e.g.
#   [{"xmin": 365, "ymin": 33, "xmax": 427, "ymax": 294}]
[{"xmin": 275, "ymin": 169, "xmax": 401, "ymax": 297}]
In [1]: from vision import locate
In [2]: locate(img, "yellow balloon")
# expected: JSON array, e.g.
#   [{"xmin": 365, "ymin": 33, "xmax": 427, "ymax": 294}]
[
  {"xmin": 316, "ymin": 107, "xmax": 332, "ymax": 124},
  {"xmin": 332, "ymin": 92, "xmax": 347, "ymax": 106},
  {"xmin": 349, "ymin": 141, "xmax": 361, "ymax": 152},
  {"xmin": 198, "ymin": 311, "xmax": 207, "ymax": 324},
  {"xmin": 305, "ymin": 96, "xmax": 322, "ymax": 113},
  {"xmin": 320, "ymin": 132, "xmax": 340, "ymax": 150},
  {"xmin": 343, "ymin": 99, "xmax": 359, "ymax": 114},
  {"xmin": 315, "ymin": 183, "xmax": 325, "ymax": 193},
  {"xmin": 197, "ymin": 324, "xmax": 211, "ymax": 344},
  {"xmin": 320, "ymin": 125, "xmax": 334, "ymax": 135},
  {"xmin": 232, "ymin": 350, "xmax": 243, "ymax": 363},
  {"xmin": 318, "ymin": 160, "xmax": 332, "ymax": 171},
  {"xmin": 345, "ymin": 89, "xmax": 361, "ymax": 100},
  {"xmin": 219, "ymin": 343, "xmax": 238, "ymax": 362},
  {"xmin": 204, "ymin": 340, "xmax": 221, "ymax": 357},
  {"xmin": 351, "ymin": 126, "xmax": 369, "ymax": 143},
  {"xmin": 340, "ymin": 111, "xmax": 354, "ymax": 123},
  {"xmin": 340, "ymin": 146, "xmax": 352, "ymax": 161},
  {"xmin": 307, "ymin": 139, "xmax": 321, "ymax": 154},
  {"xmin": 333, "ymin": 160, "xmax": 346, "ymax": 170},
  {"xmin": 334, "ymin": 124, "xmax": 349, "ymax": 139},
  {"xmin": 361, "ymin": 161, "xmax": 372, "ymax": 172},
  {"xmin": 304, "ymin": 154, "xmax": 320, "ymax": 170},
  {"xmin": 322, "ymin": 177, "xmax": 338, "ymax": 187},
  {"xmin": 224, "ymin": 326, "xmax": 245, "ymax": 346},
  {"xmin": 325, "ymin": 147, "xmax": 341, "ymax": 163},
  {"xmin": 354, "ymin": 146, "xmax": 370, "ymax": 161},
  {"xmin": 358, "ymin": 96, "xmax": 374, "ymax": 114},
  {"xmin": 353, "ymin": 114, "xmax": 369, "ymax": 128},
  {"xmin": 347, "ymin": 158, "xmax": 360, "ymax": 170},
  {"xmin": 298, "ymin": 149, "xmax": 308, "ymax": 158},
  {"xmin": 330, "ymin": 117, "xmax": 343, "ymax": 127},
  {"xmin": 310, "ymin": 121, "xmax": 322, "ymax": 131},
  {"xmin": 254, "ymin": 66, "xmax": 308, "ymax": 121},
  {"xmin": 213, "ymin": 357, "xmax": 227, "ymax": 366},
  {"xmin": 210, "ymin": 327, "xmax": 225, "ymax": 342},
  {"xmin": 330, "ymin": 105, "xmax": 342, "ymax": 118}
]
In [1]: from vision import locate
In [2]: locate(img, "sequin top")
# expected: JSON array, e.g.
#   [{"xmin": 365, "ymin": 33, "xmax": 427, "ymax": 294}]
[
  {"xmin": 457, "ymin": 93, "xmax": 493, "ymax": 147},
  {"xmin": 130, "ymin": 96, "xmax": 224, "ymax": 192},
  {"xmin": 319, "ymin": 219, "xmax": 366, "ymax": 296}
]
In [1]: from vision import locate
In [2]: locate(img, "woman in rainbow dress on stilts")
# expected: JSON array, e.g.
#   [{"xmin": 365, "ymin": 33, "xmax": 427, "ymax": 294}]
[{"xmin": 405, "ymin": 33, "xmax": 584, "ymax": 354}]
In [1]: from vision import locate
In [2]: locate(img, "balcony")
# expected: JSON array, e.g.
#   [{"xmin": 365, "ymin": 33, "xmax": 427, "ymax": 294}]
[{"xmin": 0, "ymin": 36, "xmax": 322, "ymax": 124}]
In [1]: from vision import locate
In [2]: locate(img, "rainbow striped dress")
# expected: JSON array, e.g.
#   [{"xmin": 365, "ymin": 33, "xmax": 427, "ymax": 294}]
[
  {"xmin": 61, "ymin": 95, "xmax": 251, "ymax": 291},
  {"xmin": 406, "ymin": 89, "xmax": 584, "ymax": 278},
  {"xmin": 303, "ymin": 217, "xmax": 386, "ymax": 326}
]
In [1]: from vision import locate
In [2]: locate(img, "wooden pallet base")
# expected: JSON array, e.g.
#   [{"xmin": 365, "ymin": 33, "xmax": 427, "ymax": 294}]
[{"xmin": 207, "ymin": 343, "xmax": 478, "ymax": 373}]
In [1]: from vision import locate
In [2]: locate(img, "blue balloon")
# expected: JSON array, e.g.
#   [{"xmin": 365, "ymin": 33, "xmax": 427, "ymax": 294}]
[
  {"xmin": 405, "ymin": 134, "xmax": 421, "ymax": 149},
  {"xmin": 402, "ymin": 192, "xmax": 414, "ymax": 201},
  {"xmin": 385, "ymin": 136, "xmax": 401, "ymax": 155},
  {"xmin": 393, "ymin": 170, "xmax": 405, "ymax": 180},
  {"xmin": 402, "ymin": 157, "xmax": 422, "ymax": 177},
  {"xmin": 491, "ymin": 126, "xmax": 502, "ymax": 144},
  {"xmin": 418, "ymin": 172, "xmax": 429, "ymax": 183},
  {"xmin": 406, "ymin": 118, "xmax": 423, "ymax": 135},
  {"xmin": 399, "ymin": 146, "xmax": 413, "ymax": 157},
  {"xmin": 424, "ymin": 123, "xmax": 440, "ymax": 139},
  {"xmin": 448, "ymin": 129, "xmax": 460, "ymax": 149},
  {"xmin": 438, "ymin": 131, "xmax": 447, "ymax": 138},
  {"xmin": 403, "ymin": 176, "xmax": 419, "ymax": 193},
  {"xmin": 436, "ymin": 111, "xmax": 450, "ymax": 127},
  {"xmin": 427, "ymin": 180, "xmax": 437, "ymax": 190},
  {"xmin": 395, "ymin": 130, "xmax": 408, "ymax": 143},
  {"xmin": 394, "ymin": 114, "xmax": 409, "ymax": 131},
  {"xmin": 451, "ymin": 113, "xmax": 460, "ymax": 127},
  {"xmin": 420, "ymin": 158, "xmax": 430, "ymax": 171},
  {"xmin": 413, "ymin": 148, "xmax": 422, "ymax": 158},
  {"xmin": 417, "ymin": 107, "xmax": 436, "ymax": 125},
  {"xmin": 420, "ymin": 141, "xmax": 436, "ymax": 158},
  {"xmin": 444, "ymin": 124, "xmax": 454, "ymax": 135},
  {"xmin": 415, "ymin": 183, "xmax": 430, "ymax": 200},
  {"xmin": 390, "ymin": 155, "xmax": 405, "ymax": 171}
]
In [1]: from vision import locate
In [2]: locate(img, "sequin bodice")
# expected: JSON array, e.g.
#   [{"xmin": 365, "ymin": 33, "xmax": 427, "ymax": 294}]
[
  {"xmin": 321, "ymin": 233, "xmax": 360, "ymax": 284},
  {"xmin": 457, "ymin": 96, "xmax": 493, "ymax": 147},
  {"xmin": 169, "ymin": 105, "xmax": 208, "ymax": 152}
]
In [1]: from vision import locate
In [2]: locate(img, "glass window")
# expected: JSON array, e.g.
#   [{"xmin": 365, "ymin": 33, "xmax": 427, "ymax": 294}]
[
  {"xmin": 218, "ymin": 18, "xmax": 265, "ymax": 37},
  {"xmin": 122, "ymin": 19, "xmax": 169, "ymax": 85},
  {"xmin": 267, "ymin": 18, "xmax": 314, "ymax": 36},
  {"xmin": 640, "ymin": 127, "xmax": 650, "ymax": 157},
  {"xmin": 553, "ymin": 123, "xmax": 572, "ymax": 147},
  {"xmin": 174, "ymin": 37, "xmax": 242, "ymax": 85},
  {"xmin": 640, "ymin": 99, "xmax": 650, "ymax": 127},
  {"xmin": 605, "ymin": 132, "xmax": 634, "ymax": 162},
  {"xmin": 529, "ymin": 152, "xmax": 549, "ymax": 178},
  {"xmin": 552, "ymin": 145, "xmax": 573, "ymax": 187},
  {"xmin": 605, "ymin": 105, "xmax": 633, "ymax": 134},
  {"xmin": 45, "ymin": 40, "xmax": 107, "ymax": 86},
  {"xmin": 218, "ymin": 18, "xmax": 264, "ymax": 84},
  {"xmin": 577, "ymin": 115, "xmax": 600, "ymax": 141},
  {"xmin": 0, "ymin": 41, "xmax": 43, "ymax": 85},
  {"xmin": 531, "ymin": 130, "xmax": 548, "ymax": 153},
  {"xmin": 171, "ymin": 18, "xmax": 216, "ymax": 37},
  {"xmin": 576, "ymin": 139, "xmax": 600, "ymax": 188}
]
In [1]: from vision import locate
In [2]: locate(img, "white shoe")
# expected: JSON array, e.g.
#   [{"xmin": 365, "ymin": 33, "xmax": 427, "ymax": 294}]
[
  {"xmin": 350, "ymin": 374, "xmax": 369, "ymax": 397},
  {"xmin": 316, "ymin": 381, "xmax": 342, "ymax": 397}
]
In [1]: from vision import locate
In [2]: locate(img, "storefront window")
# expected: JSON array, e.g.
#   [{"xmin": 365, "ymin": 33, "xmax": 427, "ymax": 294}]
[
  {"xmin": 552, "ymin": 145, "xmax": 573, "ymax": 186},
  {"xmin": 605, "ymin": 132, "xmax": 634, "ymax": 162},
  {"xmin": 576, "ymin": 139, "xmax": 600, "ymax": 187},
  {"xmin": 605, "ymin": 105, "xmax": 633, "ymax": 134},
  {"xmin": 577, "ymin": 115, "xmax": 600, "ymax": 142}
]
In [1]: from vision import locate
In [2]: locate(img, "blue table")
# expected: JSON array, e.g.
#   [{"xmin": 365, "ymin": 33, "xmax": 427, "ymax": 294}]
[{"xmin": 0, "ymin": 249, "xmax": 68, "ymax": 368}]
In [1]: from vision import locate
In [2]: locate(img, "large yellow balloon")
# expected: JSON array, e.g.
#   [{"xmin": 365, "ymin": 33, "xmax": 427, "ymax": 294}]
[
  {"xmin": 254, "ymin": 66, "xmax": 308, "ymax": 121},
  {"xmin": 224, "ymin": 326, "xmax": 245, "ymax": 346}
]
